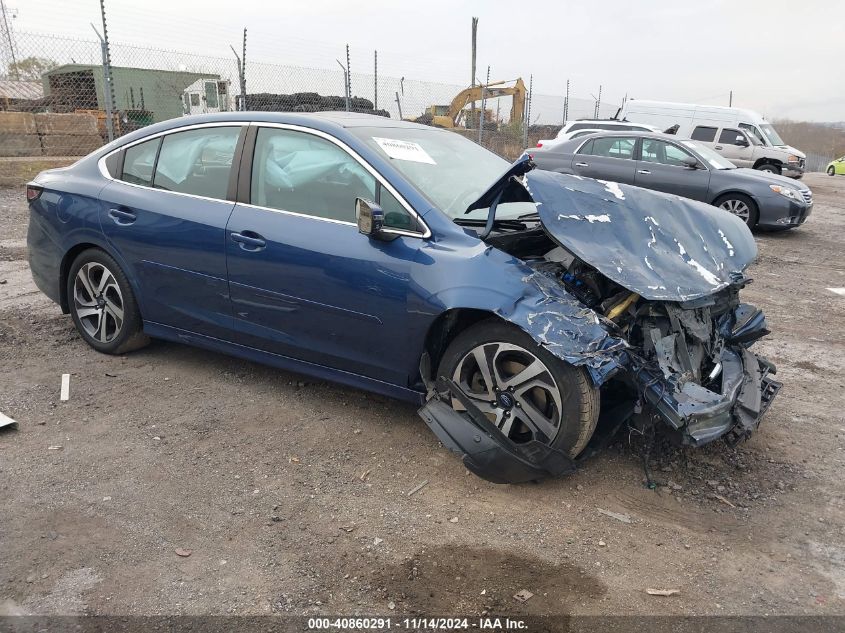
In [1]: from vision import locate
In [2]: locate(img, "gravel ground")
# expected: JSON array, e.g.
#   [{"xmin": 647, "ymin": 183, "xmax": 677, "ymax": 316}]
[{"xmin": 0, "ymin": 174, "xmax": 843, "ymax": 618}]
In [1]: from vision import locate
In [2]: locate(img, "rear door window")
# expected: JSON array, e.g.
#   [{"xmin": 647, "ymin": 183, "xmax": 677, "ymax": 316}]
[
  {"xmin": 690, "ymin": 126, "xmax": 717, "ymax": 142},
  {"xmin": 581, "ymin": 136, "xmax": 636, "ymax": 159},
  {"xmin": 121, "ymin": 138, "xmax": 161, "ymax": 186},
  {"xmin": 153, "ymin": 126, "xmax": 240, "ymax": 200}
]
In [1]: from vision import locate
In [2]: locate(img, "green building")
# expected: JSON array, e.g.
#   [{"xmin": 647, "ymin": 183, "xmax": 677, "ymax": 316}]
[{"xmin": 41, "ymin": 64, "xmax": 225, "ymax": 124}]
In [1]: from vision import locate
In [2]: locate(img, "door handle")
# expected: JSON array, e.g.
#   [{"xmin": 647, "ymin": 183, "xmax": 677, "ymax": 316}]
[
  {"xmin": 637, "ymin": 169, "xmax": 651, "ymax": 175},
  {"xmin": 714, "ymin": 145, "xmax": 723, "ymax": 150},
  {"xmin": 574, "ymin": 162, "xmax": 589, "ymax": 167},
  {"xmin": 230, "ymin": 231, "xmax": 266, "ymax": 250},
  {"xmin": 108, "ymin": 208, "xmax": 137, "ymax": 225}
]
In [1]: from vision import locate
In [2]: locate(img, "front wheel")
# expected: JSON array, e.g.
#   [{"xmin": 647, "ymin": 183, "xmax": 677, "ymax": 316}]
[
  {"xmin": 437, "ymin": 319, "xmax": 599, "ymax": 458},
  {"xmin": 715, "ymin": 193, "xmax": 759, "ymax": 229},
  {"xmin": 67, "ymin": 249, "xmax": 149, "ymax": 354},
  {"xmin": 829, "ymin": 166, "xmax": 836, "ymax": 176},
  {"xmin": 756, "ymin": 163, "xmax": 781, "ymax": 175}
]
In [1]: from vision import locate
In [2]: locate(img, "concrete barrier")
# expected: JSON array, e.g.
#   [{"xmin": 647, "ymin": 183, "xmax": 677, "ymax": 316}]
[
  {"xmin": 34, "ymin": 113, "xmax": 99, "ymax": 136},
  {"xmin": 0, "ymin": 133, "xmax": 43, "ymax": 158},
  {"xmin": 0, "ymin": 112, "xmax": 37, "ymax": 135}
]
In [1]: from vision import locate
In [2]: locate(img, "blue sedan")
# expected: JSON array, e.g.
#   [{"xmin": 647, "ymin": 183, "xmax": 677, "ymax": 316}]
[{"xmin": 26, "ymin": 112, "xmax": 781, "ymax": 483}]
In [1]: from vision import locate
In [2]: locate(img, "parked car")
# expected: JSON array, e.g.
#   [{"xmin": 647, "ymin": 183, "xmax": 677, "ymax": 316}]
[
  {"xmin": 27, "ymin": 112, "xmax": 780, "ymax": 483},
  {"xmin": 529, "ymin": 131, "xmax": 813, "ymax": 229},
  {"xmin": 827, "ymin": 156, "xmax": 845, "ymax": 176},
  {"xmin": 618, "ymin": 100, "xmax": 806, "ymax": 178},
  {"xmin": 537, "ymin": 119, "xmax": 660, "ymax": 149}
]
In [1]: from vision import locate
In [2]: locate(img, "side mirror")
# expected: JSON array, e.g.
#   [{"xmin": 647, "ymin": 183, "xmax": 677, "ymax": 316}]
[
  {"xmin": 356, "ymin": 198, "xmax": 386, "ymax": 238},
  {"xmin": 735, "ymin": 135, "xmax": 749, "ymax": 147},
  {"xmin": 682, "ymin": 156, "xmax": 699, "ymax": 169}
]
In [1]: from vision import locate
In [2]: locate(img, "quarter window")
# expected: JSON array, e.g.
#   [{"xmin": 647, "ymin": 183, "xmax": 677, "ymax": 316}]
[
  {"xmin": 641, "ymin": 139, "xmax": 696, "ymax": 167},
  {"xmin": 251, "ymin": 128, "xmax": 377, "ymax": 223},
  {"xmin": 579, "ymin": 136, "xmax": 636, "ymax": 159},
  {"xmin": 121, "ymin": 138, "xmax": 160, "ymax": 186},
  {"xmin": 690, "ymin": 126, "xmax": 717, "ymax": 142},
  {"xmin": 152, "ymin": 127, "xmax": 240, "ymax": 200}
]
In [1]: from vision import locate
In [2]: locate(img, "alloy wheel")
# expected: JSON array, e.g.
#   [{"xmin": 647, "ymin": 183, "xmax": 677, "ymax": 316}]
[
  {"xmin": 719, "ymin": 198, "xmax": 750, "ymax": 221},
  {"xmin": 73, "ymin": 262, "xmax": 125, "ymax": 343},
  {"xmin": 451, "ymin": 342, "xmax": 563, "ymax": 444}
]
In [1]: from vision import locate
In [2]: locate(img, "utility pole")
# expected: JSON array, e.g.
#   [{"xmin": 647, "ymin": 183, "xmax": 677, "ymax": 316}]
[
  {"xmin": 336, "ymin": 59, "xmax": 350, "ymax": 111},
  {"xmin": 241, "ymin": 28, "xmax": 247, "ymax": 105},
  {"xmin": 0, "ymin": 0, "xmax": 19, "ymax": 80},
  {"xmin": 478, "ymin": 64, "xmax": 489, "ymax": 145},
  {"xmin": 373, "ymin": 50, "xmax": 377, "ymax": 110},
  {"xmin": 562, "ymin": 79, "xmax": 569, "ymax": 125},
  {"xmin": 594, "ymin": 84, "xmax": 602, "ymax": 118},
  {"xmin": 98, "ymin": 0, "xmax": 116, "ymax": 140},
  {"xmin": 523, "ymin": 74, "xmax": 533, "ymax": 148},
  {"xmin": 346, "ymin": 43, "xmax": 352, "ymax": 105},
  {"xmin": 394, "ymin": 91, "xmax": 402, "ymax": 120},
  {"xmin": 729, "ymin": 90, "xmax": 733, "ymax": 107},
  {"xmin": 470, "ymin": 16, "xmax": 478, "ymax": 129}
]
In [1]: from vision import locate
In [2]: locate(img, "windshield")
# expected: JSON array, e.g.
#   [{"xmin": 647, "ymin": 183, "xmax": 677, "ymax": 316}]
[
  {"xmin": 349, "ymin": 126, "xmax": 535, "ymax": 220},
  {"xmin": 759, "ymin": 123, "xmax": 785, "ymax": 146},
  {"xmin": 679, "ymin": 139, "xmax": 737, "ymax": 170}
]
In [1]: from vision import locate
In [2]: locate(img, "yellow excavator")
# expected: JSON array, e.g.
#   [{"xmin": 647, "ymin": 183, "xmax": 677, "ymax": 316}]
[{"xmin": 419, "ymin": 78, "xmax": 526, "ymax": 129}]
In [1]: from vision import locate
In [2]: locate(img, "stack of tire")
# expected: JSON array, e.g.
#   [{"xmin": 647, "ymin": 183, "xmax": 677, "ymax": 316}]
[{"xmin": 245, "ymin": 92, "xmax": 389, "ymax": 118}]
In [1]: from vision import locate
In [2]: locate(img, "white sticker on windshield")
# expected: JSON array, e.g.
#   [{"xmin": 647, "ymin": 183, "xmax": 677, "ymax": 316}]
[{"xmin": 373, "ymin": 137, "xmax": 436, "ymax": 164}]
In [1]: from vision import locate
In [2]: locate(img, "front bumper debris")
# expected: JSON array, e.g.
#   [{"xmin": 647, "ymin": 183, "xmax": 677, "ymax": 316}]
[
  {"xmin": 634, "ymin": 347, "xmax": 781, "ymax": 446},
  {"xmin": 418, "ymin": 379, "xmax": 575, "ymax": 484}
]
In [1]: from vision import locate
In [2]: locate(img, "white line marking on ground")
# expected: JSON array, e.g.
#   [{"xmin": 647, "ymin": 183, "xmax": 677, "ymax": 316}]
[
  {"xmin": 827, "ymin": 288, "xmax": 845, "ymax": 296},
  {"xmin": 60, "ymin": 373, "xmax": 70, "ymax": 401},
  {"xmin": 0, "ymin": 411, "xmax": 17, "ymax": 428}
]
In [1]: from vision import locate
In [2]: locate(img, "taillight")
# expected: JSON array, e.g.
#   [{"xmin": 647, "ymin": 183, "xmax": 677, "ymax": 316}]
[
  {"xmin": 26, "ymin": 185, "xmax": 42, "ymax": 202},
  {"xmin": 536, "ymin": 142, "xmax": 543, "ymax": 147}
]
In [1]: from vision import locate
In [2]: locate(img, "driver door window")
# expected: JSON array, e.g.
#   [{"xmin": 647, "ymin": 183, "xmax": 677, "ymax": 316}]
[
  {"xmin": 251, "ymin": 128, "xmax": 376, "ymax": 223},
  {"xmin": 641, "ymin": 139, "xmax": 696, "ymax": 167}
]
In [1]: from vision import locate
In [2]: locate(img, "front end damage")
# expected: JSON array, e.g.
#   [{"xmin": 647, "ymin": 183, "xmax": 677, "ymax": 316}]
[{"xmin": 419, "ymin": 159, "xmax": 781, "ymax": 483}]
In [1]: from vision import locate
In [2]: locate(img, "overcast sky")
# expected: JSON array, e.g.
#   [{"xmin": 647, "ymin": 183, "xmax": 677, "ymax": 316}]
[{"xmin": 6, "ymin": 0, "xmax": 843, "ymax": 121}]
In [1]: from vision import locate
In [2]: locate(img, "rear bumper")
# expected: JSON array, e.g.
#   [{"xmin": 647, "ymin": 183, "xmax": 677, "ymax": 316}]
[{"xmin": 635, "ymin": 346, "xmax": 781, "ymax": 446}]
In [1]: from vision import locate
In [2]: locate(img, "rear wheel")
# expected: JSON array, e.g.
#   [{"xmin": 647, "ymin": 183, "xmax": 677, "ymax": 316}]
[
  {"xmin": 829, "ymin": 166, "xmax": 836, "ymax": 176},
  {"xmin": 67, "ymin": 249, "xmax": 149, "ymax": 354},
  {"xmin": 715, "ymin": 193, "xmax": 759, "ymax": 229},
  {"xmin": 437, "ymin": 319, "xmax": 599, "ymax": 458},
  {"xmin": 756, "ymin": 163, "xmax": 781, "ymax": 175}
]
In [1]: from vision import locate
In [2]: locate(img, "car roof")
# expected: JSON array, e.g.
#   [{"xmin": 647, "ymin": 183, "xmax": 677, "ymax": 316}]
[{"xmin": 95, "ymin": 110, "xmax": 433, "ymax": 156}]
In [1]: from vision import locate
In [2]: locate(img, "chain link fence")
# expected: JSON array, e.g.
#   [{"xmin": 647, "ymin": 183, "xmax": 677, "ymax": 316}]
[{"xmin": 0, "ymin": 30, "xmax": 626, "ymax": 162}]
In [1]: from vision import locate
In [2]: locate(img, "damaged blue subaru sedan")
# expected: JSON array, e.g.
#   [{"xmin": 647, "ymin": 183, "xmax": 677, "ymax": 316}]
[{"xmin": 27, "ymin": 112, "xmax": 780, "ymax": 483}]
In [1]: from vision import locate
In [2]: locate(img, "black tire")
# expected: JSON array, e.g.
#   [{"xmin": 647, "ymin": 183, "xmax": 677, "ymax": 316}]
[
  {"xmin": 756, "ymin": 163, "xmax": 781, "ymax": 175},
  {"xmin": 66, "ymin": 248, "xmax": 149, "ymax": 354},
  {"xmin": 437, "ymin": 319, "xmax": 599, "ymax": 458},
  {"xmin": 714, "ymin": 192, "xmax": 759, "ymax": 229},
  {"xmin": 829, "ymin": 166, "xmax": 836, "ymax": 176}
]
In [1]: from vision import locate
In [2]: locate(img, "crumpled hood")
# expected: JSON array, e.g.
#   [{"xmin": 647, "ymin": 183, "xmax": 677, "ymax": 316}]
[{"xmin": 525, "ymin": 170, "xmax": 757, "ymax": 302}]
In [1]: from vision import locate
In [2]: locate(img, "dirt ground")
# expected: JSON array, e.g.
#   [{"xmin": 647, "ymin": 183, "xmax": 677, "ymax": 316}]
[{"xmin": 1, "ymin": 173, "xmax": 843, "ymax": 618}]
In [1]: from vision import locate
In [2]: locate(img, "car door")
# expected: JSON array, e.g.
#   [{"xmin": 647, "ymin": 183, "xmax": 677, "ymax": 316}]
[
  {"xmin": 98, "ymin": 124, "xmax": 244, "ymax": 340},
  {"xmin": 714, "ymin": 127, "xmax": 754, "ymax": 168},
  {"xmin": 635, "ymin": 138, "xmax": 711, "ymax": 201},
  {"xmin": 224, "ymin": 125, "xmax": 424, "ymax": 385},
  {"xmin": 570, "ymin": 136, "xmax": 637, "ymax": 184}
]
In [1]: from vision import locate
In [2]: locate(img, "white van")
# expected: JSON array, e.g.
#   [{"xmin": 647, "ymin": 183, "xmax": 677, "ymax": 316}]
[{"xmin": 618, "ymin": 100, "xmax": 805, "ymax": 178}]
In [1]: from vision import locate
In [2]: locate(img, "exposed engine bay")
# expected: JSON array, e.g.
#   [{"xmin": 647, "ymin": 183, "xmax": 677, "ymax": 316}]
[{"xmin": 419, "ymin": 159, "xmax": 782, "ymax": 483}]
